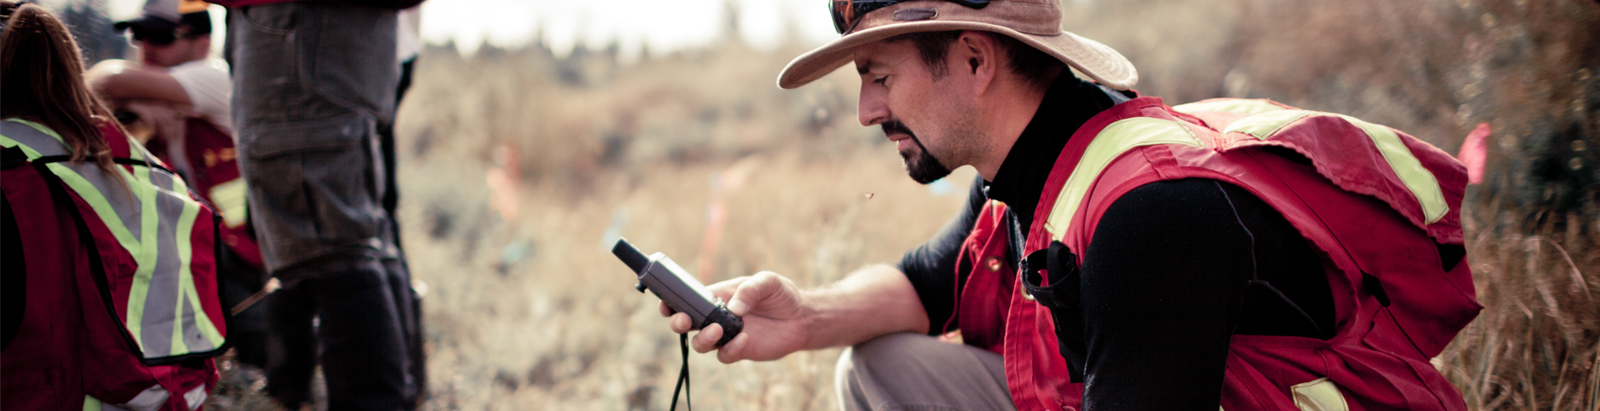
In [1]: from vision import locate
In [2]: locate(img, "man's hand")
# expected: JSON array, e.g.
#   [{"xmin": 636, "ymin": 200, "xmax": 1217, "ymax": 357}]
[
  {"xmin": 662, "ymin": 271, "xmax": 810, "ymax": 364},
  {"xmin": 122, "ymin": 101, "xmax": 196, "ymax": 145},
  {"xmin": 658, "ymin": 264, "xmax": 930, "ymax": 365}
]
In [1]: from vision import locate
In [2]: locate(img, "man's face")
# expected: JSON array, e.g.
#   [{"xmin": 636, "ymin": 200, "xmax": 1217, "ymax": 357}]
[
  {"xmin": 854, "ymin": 39, "xmax": 984, "ymax": 184},
  {"xmin": 136, "ymin": 30, "xmax": 205, "ymax": 68}
]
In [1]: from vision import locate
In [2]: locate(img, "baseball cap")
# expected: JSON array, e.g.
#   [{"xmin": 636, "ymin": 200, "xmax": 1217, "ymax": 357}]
[
  {"xmin": 778, "ymin": 0, "xmax": 1137, "ymax": 90},
  {"xmin": 114, "ymin": 0, "xmax": 212, "ymax": 37}
]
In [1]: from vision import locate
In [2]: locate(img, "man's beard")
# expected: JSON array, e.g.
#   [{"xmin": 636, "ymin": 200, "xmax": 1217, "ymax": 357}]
[{"xmin": 885, "ymin": 120, "xmax": 953, "ymax": 184}]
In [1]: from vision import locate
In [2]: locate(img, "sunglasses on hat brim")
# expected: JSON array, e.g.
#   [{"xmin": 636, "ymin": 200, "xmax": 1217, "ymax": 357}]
[
  {"xmin": 131, "ymin": 27, "xmax": 191, "ymax": 46},
  {"xmin": 829, "ymin": 0, "xmax": 990, "ymax": 34}
]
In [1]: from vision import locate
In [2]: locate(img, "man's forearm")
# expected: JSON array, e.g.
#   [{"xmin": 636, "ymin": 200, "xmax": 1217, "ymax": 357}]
[
  {"xmin": 87, "ymin": 61, "xmax": 191, "ymax": 106},
  {"xmin": 800, "ymin": 264, "xmax": 930, "ymax": 350}
]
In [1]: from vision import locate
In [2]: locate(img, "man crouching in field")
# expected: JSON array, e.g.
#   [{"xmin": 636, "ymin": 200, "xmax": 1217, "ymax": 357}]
[{"xmin": 662, "ymin": 0, "xmax": 1481, "ymax": 410}]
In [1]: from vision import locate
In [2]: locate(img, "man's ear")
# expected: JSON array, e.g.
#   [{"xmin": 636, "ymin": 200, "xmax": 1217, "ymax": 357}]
[{"xmin": 955, "ymin": 31, "xmax": 999, "ymax": 96}]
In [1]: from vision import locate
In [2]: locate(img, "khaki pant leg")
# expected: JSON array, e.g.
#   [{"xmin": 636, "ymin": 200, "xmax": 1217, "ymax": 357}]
[{"xmin": 836, "ymin": 332, "xmax": 1014, "ymax": 411}]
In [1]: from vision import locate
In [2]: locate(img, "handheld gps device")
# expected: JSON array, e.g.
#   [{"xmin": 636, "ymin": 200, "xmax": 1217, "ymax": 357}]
[{"xmin": 612, "ymin": 238, "xmax": 744, "ymax": 347}]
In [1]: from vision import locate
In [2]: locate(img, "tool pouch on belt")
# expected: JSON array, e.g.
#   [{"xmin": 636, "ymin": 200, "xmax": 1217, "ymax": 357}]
[{"xmin": 1021, "ymin": 240, "xmax": 1088, "ymax": 383}]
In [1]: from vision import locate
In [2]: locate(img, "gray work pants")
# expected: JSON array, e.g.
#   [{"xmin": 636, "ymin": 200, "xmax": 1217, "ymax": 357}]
[
  {"xmin": 836, "ymin": 333, "xmax": 1016, "ymax": 411},
  {"xmin": 230, "ymin": 3, "xmax": 415, "ymax": 410}
]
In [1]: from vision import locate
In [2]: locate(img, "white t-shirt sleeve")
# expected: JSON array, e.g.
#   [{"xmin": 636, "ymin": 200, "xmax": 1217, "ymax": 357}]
[
  {"xmin": 168, "ymin": 59, "xmax": 233, "ymax": 133},
  {"xmin": 397, "ymin": 7, "xmax": 421, "ymax": 63}
]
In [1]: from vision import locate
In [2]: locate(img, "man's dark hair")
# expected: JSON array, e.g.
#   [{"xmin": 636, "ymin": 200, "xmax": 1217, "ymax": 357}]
[{"xmin": 884, "ymin": 30, "xmax": 1064, "ymax": 88}]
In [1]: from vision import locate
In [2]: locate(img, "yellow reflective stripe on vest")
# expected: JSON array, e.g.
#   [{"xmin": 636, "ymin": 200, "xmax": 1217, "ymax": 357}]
[
  {"xmin": 174, "ymin": 187, "xmax": 225, "ymax": 353},
  {"xmin": 4, "ymin": 118, "xmax": 66, "ymax": 146},
  {"xmin": 2, "ymin": 121, "xmax": 145, "ymax": 258},
  {"xmin": 1222, "ymin": 110, "xmax": 1449, "ymax": 224},
  {"xmin": 1291, "ymin": 377, "xmax": 1350, "ymax": 411},
  {"xmin": 1337, "ymin": 115, "xmax": 1448, "ymax": 224},
  {"xmin": 1222, "ymin": 110, "xmax": 1316, "ymax": 140},
  {"xmin": 140, "ymin": 165, "xmax": 222, "ymax": 357},
  {"xmin": 1, "ymin": 120, "xmax": 222, "ymax": 359},
  {"xmin": 1172, "ymin": 99, "xmax": 1288, "ymax": 116},
  {"xmin": 129, "ymin": 160, "xmax": 160, "ymax": 351},
  {"xmin": 209, "ymin": 178, "xmax": 249, "ymax": 228},
  {"xmin": 1, "ymin": 135, "xmax": 41, "ymax": 157},
  {"xmin": 171, "ymin": 197, "xmax": 197, "ymax": 355},
  {"xmin": 85, "ymin": 386, "xmax": 170, "ymax": 411},
  {"xmin": 1045, "ymin": 118, "xmax": 1204, "ymax": 240},
  {"xmin": 1, "ymin": 120, "xmax": 51, "ymax": 158}
]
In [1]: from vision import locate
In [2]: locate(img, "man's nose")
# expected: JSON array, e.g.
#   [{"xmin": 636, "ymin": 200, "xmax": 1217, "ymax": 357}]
[{"xmin": 858, "ymin": 87, "xmax": 887, "ymax": 127}]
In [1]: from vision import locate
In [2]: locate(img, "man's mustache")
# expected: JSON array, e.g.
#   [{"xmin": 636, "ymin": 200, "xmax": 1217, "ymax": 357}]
[{"xmin": 882, "ymin": 120, "xmax": 916, "ymax": 139}]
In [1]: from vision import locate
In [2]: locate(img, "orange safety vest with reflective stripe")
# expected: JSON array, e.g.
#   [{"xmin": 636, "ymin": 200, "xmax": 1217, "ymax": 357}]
[
  {"xmin": 1, "ymin": 119, "xmax": 224, "ymax": 410},
  {"xmin": 950, "ymin": 97, "xmax": 1479, "ymax": 411}
]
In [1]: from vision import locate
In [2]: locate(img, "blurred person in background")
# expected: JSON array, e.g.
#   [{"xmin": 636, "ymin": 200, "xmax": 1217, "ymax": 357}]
[
  {"xmin": 214, "ymin": 0, "xmax": 426, "ymax": 409},
  {"xmin": 90, "ymin": 0, "xmax": 230, "ymax": 139},
  {"xmin": 2, "ymin": 2, "xmax": 228, "ymax": 409},
  {"xmin": 86, "ymin": 0, "xmax": 272, "ymax": 372},
  {"xmin": 661, "ymin": 0, "xmax": 1479, "ymax": 410}
]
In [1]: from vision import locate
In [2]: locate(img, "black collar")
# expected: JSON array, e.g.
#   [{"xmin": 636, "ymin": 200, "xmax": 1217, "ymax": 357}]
[{"xmin": 985, "ymin": 74, "xmax": 1127, "ymax": 231}]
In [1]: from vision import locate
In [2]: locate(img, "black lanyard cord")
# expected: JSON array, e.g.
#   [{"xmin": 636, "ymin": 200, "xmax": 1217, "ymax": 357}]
[{"xmin": 671, "ymin": 332, "xmax": 692, "ymax": 411}]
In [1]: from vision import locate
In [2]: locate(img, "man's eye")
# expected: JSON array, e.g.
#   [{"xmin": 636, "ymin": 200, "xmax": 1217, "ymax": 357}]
[{"xmin": 872, "ymin": 76, "xmax": 888, "ymax": 85}]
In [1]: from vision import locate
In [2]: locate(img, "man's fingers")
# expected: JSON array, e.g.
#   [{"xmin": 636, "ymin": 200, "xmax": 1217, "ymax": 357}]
[
  {"xmin": 716, "ymin": 333, "xmax": 749, "ymax": 364},
  {"xmin": 691, "ymin": 323, "xmax": 723, "ymax": 353},
  {"xmin": 660, "ymin": 272, "xmax": 787, "ymax": 364},
  {"xmin": 727, "ymin": 271, "xmax": 781, "ymax": 316},
  {"xmin": 668, "ymin": 313, "xmax": 693, "ymax": 334},
  {"xmin": 703, "ymin": 276, "xmax": 749, "ymax": 302},
  {"xmin": 659, "ymin": 301, "xmax": 675, "ymax": 317}
]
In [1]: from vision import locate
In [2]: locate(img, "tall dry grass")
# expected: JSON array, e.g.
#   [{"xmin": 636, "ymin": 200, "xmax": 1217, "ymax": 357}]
[
  {"xmin": 1442, "ymin": 196, "xmax": 1599, "ymax": 411},
  {"xmin": 202, "ymin": 0, "xmax": 1598, "ymax": 410}
]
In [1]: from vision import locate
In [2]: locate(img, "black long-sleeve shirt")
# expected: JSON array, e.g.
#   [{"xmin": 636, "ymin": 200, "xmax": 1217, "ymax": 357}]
[{"xmin": 896, "ymin": 74, "xmax": 1333, "ymax": 410}]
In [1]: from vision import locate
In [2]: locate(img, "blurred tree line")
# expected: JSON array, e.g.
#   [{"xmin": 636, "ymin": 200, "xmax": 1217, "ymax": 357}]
[{"xmin": 50, "ymin": 0, "xmax": 126, "ymax": 65}]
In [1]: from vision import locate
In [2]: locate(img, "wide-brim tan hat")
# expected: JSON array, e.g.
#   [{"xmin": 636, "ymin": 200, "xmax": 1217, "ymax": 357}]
[{"xmin": 777, "ymin": 0, "xmax": 1137, "ymax": 90}]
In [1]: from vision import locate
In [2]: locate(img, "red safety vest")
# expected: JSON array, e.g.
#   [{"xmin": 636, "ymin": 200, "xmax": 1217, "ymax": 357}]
[
  {"xmin": 142, "ymin": 119, "xmax": 263, "ymax": 269},
  {"xmin": 1, "ymin": 119, "xmax": 225, "ymax": 410},
  {"xmin": 949, "ymin": 97, "xmax": 1479, "ymax": 411}
]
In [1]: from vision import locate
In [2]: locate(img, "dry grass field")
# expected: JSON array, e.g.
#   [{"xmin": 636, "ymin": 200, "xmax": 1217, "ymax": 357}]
[{"xmin": 204, "ymin": 0, "xmax": 1599, "ymax": 410}]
